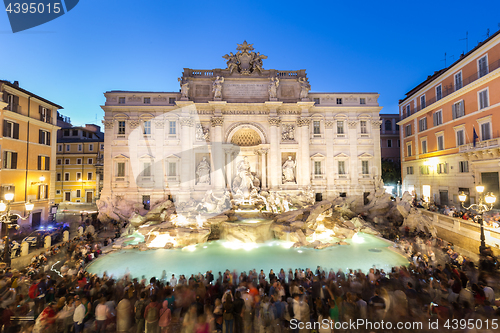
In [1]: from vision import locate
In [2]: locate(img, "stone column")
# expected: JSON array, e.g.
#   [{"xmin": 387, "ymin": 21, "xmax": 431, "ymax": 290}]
[
  {"xmin": 325, "ymin": 121, "xmax": 335, "ymax": 191},
  {"xmin": 348, "ymin": 120, "xmax": 359, "ymax": 193},
  {"xmin": 268, "ymin": 117, "xmax": 281, "ymax": 189},
  {"xmin": 261, "ymin": 149, "xmax": 268, "ymax": 189},
  {"xmin": 299, "ymin": 117, "xmax": 311, "ymax": 186},
  {"xmin": 211, "ymin": 116, "xmax": 225, "ymax": 190},
  {"xmin": 372, "ymin": 120, "xmax": 383, "ymax": 180},
  {"xmin": 180, "ymin": 117, "xmax": 193, "ymax": 191},
  {"xmin": 225, "ymin": 149, "xmax": 233, "ymax": 188}
]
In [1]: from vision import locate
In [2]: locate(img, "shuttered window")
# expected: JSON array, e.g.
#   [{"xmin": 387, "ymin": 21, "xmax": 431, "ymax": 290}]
[{"xmin": 452, "ymin": 101, "xmax": 465, "ymax": 119}]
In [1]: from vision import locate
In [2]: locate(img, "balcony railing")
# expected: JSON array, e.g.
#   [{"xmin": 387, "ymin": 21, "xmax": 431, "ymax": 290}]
[
  {"xmin": 458, "ymin": 137, "xmax": 500, "ymax": 152},
  {"xmin": 403, "ymin": 58, "xmax": 500, "ymax": 118},
  {"xmin": 4, "ymin": 104, "xmax": 21, "ymax": 113}
]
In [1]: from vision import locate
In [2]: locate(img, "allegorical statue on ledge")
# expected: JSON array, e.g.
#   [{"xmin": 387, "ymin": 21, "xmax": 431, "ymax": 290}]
[
  {"xmin": 298, "ymin": 77, "xmax": 311, "ymax": 99},
  {"xmin": 232, "ymin": 156, "xmax": 260, "ymax": 198},
  {"xmin": 268, "ymin": 77, "xmax": 279, "ymax": 99},
  {"xmin": 282, "ymin": 155, "xmax": 296, "ymax": 183},
  {"xmin": 222, "ymin": 41, "xmax": 267, "ymax": 75},
  {"xmin": 212, "ymin": 76, "xmax": 224, "ymax": 99},
  {"xmin": 196, "ymin": 156, "xmax": 211, "ymax": 184},
  {"xmin": 178, "ymin": 78, "xmax": 190, "ymax": 99}
]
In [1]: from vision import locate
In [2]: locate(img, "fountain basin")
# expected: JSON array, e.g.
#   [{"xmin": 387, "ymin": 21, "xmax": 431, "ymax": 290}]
[{"xmin": 220, "ymin": 218, "xmax": 274, "ymax": 243}]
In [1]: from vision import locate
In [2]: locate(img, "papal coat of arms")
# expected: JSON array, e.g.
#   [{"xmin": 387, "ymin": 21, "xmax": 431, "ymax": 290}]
[{"xmin": 222, "ymin": 41, "xmax": 267, "ymax": 75}]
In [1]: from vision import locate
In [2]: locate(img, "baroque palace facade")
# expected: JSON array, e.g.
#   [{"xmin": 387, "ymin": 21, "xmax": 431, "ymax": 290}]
[{"xmin": 100, "ymin": 42, "xmax": 382, "ymax": 206}]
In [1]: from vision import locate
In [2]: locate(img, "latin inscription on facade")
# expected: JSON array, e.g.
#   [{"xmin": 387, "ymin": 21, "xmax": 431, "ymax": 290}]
[{"xmin": 223, "ymin": 83, "xmax": 267, "ymax": 98}]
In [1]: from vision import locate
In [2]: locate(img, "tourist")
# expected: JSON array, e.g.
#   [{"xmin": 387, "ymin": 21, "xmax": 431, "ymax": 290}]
[
  {"xmin": 159, "ymin": 300, "xmax": 171, "ymax": 333},
  {"xmin": 94, "ymin": 297, "xmax": 109, "ymax": 333},
  {"xmin": 170, "ymin": 274, "xmax": 177, "ymax": 287},
  {"xmin": 223, "ymin": 292, "xmax": 234, "ymax": 333},
  {"xmin": 73, "ymin": 296, "xmax": 86, "ymax": 333},
  {"xmin": 144, "ymin": 294, "xmax": 161, "ymax": 333},
  {"xmin": 135, "ymin": 292, "xmax": 147, "ymax": 333}
]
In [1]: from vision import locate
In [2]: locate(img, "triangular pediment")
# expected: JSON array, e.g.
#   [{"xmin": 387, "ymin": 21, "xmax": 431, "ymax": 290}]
[
  {"xmin": 311, "ymin": 153, "xmax": 325, "ymax": 158},
  {"xmin": 113, "ymin": 154, "xmax": 129, "ymax": 159},
  {"xmin": 165, "ymin": 154, "xmax": 180, "ymax": 160},
  {"xmin": 358, "ymin": 152, "xmax": 373, "ymax": 158},
  {"xmin": 138, "ymin": 153, "xmax": 155, "ymax": 159},
  {"xmin": 334, "ymin": 153, "xmax": 349, "ymax": 158}
]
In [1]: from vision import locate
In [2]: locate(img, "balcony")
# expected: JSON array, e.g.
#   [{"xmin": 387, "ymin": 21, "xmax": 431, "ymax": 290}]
[
  {"xmin": 403, "ymin": 58, "xmax": 500, "ymax": 118},
  {"xmin": 4, "ymin": 104, "xmax": 21, "ymax": 113},
  {"xmin": 459, "ymin": 138, "xmax": 500, "ymax": 153}
]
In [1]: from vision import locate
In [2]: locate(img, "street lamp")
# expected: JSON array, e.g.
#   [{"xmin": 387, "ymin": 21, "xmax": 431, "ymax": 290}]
[
  {"xmin": 0, "ymin": 193, "xmax": 34, "ymax": 265},
  {"xmin": 458, "ymin": 184, "xmax": 497, "ymax": 254}
]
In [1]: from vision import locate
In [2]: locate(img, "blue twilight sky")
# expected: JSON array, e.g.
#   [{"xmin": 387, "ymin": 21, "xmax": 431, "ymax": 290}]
[{"xmin": 1, "ymin": 0, "xmax": 500, "ymax": 126}]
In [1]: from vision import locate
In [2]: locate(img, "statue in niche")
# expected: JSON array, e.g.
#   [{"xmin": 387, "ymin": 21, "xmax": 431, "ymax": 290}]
[
  {"xmin": 196, "ymin": 156, "xmax": 211, "ymax": 184},
  {"xmin": 222, "ymin": 52, "xmax": 238, "ymax": 74},
  {"xmin": 268, "ymin": 77, "xmax": 279, "ymax": 99},
  {"xmin": 178, "ymin": 78, "xmax": 190, "ymax": 99},
  {"xmin": 282, "ymin": 155, "xmax": 296, "ymax": 183},
  {"xmin": 232, "ymin": 156, "xmax": 260, "ymax": 197},
  {"xmin": 298, "ymin": 77, "xmax": 311, "ymax": 99},
  {"xmin": 212, "ymin": 76, "xmax": 224, "ymax": 99}
]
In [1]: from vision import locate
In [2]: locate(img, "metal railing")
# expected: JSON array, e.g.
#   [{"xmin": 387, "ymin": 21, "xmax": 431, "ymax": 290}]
[
  {"xmin": 458, "ymin": 137, "xmax": 500, "ymax": 152},
  {"xmin": 403, "ymin": 58, "xmax": 500, "ymax": 118},
  {"xmin": 4, "ymin": 104, "xmax": 21, "ymax": 113}
]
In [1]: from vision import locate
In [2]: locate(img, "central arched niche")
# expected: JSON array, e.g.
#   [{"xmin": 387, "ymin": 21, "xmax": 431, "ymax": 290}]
[{"xmin": 230, "ymin": 128, "xmax": 262, "ymax": 146}]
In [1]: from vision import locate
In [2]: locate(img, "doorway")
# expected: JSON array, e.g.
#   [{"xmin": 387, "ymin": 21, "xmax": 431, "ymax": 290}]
[
  {"xmin": 31, "ymin": 212, "xmax": 41, "ymax": 229},
  {"xmin": 86, "ymin": 191, "xmax": 93, "ymax": 203},
  {"xmin": 315, "ymin": 193, "xmax": 323, "ymax": 202},
  {"xmin": 65, "ymin": 192, "xmax": 71, "ymax": 201},
  {"xmin": 439, "ymin": 190, "xmax": 449, "ymax": 206}
]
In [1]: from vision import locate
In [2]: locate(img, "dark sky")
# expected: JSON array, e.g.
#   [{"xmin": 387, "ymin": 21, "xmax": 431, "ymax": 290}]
[{"xmin": 1, "ymin": 0, "xmax": 499, "ymax": 125}]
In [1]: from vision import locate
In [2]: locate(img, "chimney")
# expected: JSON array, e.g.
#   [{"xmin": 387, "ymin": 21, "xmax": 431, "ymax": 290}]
[{"xmin": 13, "ymin": 81, "xmax": 19, "ymax": 87}]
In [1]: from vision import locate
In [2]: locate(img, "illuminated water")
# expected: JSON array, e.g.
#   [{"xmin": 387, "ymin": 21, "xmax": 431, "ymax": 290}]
[{"xmin": 87, "ymin": 233, "xmax": 408, "ymax": 280}]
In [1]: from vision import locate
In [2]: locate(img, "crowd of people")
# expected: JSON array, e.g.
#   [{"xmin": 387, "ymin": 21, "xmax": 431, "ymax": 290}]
[{"xmin": 0, "ymin": 220, "xmax": 498, "ymax": 333}]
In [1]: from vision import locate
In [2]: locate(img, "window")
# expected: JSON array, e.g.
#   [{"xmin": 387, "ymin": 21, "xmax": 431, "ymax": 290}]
[
  {"xmin": 168, "ymin": 162, "xmax": 176, "ymax": 176},
  {"xmin": 360, "ymin": 121, "xmax": 367, "ymax": 134},
  {"xmin": 100, "ymin": 144, "xmax": 104, "ymax": 150},
  {"xmin": 119, "ymin": 97, "xmax": 125, "ymax": 104},
  {"xmin": 117, "ymin": 162, "xmax": 125, "ymax": 177},
  {"xmin": 337, "ymin": 121, "xmax": 344, "ymax": 134},
  {"xmin": 57, "ymin": 173, "xmax": 61, "ymax": 181},
  {"xmin": 39, "ymin": 107, "xmax": 52, "ymax": 123},
  {"xmin": 169, "ymin": 121, "xmax": 176, "ymax": 135},
  {"xmin": 420, "ymin": 165, "xmax": 429, "ymax": 175},
  {"xmin": 387, "ymin": 139, "xmax": 392, "ymax": 148},
  {"xmin": 459, "ymin": 161, "xmax": 469, "ymax": 173},
  {"xmin": 56, "ymin": 190, "xmax": 61, "ymax": 195},
  {"xmin": 76, "ymin": 189, "xmax": 81, "ymax": 198},
  {"xmin": 338, "ymin": 161, "xmax": 346, "ymax": 174},
  {"xmin": 169, "ymin": 97, "xmax": 176, "ymax": 104},
  {"xmin": 88, "ymin": 172, "xmax": 93, "ymax": 180},
  {"xmin": 3, "ymin": 151, "xmax": 17, "ymax": 169},
  {"xmin": 64, "ymin": 173, "xmax": 69, "ymax": 181},
  {"xmin": 313, "ymin": 121, "xmax": 321, "ymax": 135},
  {"xmin": 478, "ymin": 89, "xmax": 489, "ymax": 110},
  {"xmin": 89, "ymin": 144, "xmax": 93, "ymax": 151},
  {"xmin": 360, "ymin": 98, "xmax": 366, "ymax": 105},
  {"xmin": 143, "ymin": 120, "xmax": 151, "ymax": 135},
  {"xmin": 118, "ymin": 121, "xmax": 126, "ymax": 135},
  {"xmin": 405, "ymin": 124, "xmax": 412, "ymax": 137},
  {"xmin": 420, "ymin": 95, "xmax": 426, "ymax": 109},
  {"xmin": 66, "ymin": 144, "xmax": 70, "ymax": 152},
  {"xmin": 78, "ymin": 144, "xmax": 82, "ymax": 151},
  {"xmin": 406, "ymin": 166, "xmax": 414, "ymax": 175},
  {"xmin": 313, "ymin": 98, "xmax": 320, "ymax": 105},
  {"xmin": 405, "ymin": 104, "xmax": 411, "ymax": 117},
  {"xmin": 361, "ymin": 161, "xmax": 369, "ymax": 174},
  {"xmin": 397, "ymin": 139, "xmax": 400, "ymax": 147},
  {"xmin": 58, "ymin": 144, "xmax": 62, "ymax": 152},
  {"xmin": 478, "ymin": 55, "xmax": 488, "ymax": 78},
  {"xmin": 436, "ymin": 85, "xmax": 442, "ymax": 101},
  {"xmin": 421, "ymin": 140, "xmax": 427, "ymax": 154},
  {"xmin": 452, "ymin": 100, "xmax": 465, "ymax": 119},
  {"xmin": 37, "ymin": 156, "xmax": 50, "ymax": 171},
  {"xmin": 407, "ymin": 143, "xmax": 412, "ymax": 157},
  {"xmin": 143, "ymin": 162, "xmax": 152, "ymax": 177},
  {"xmin": 2, "ymin": 120, "xmax": 20, "ymax": 140},
  {"xmin": 419, "ymin": 118, "xmax": 427, "ymax": 132},
  {"xmin": 455, "ymin": 72, "xmax": 462, "ymax": 90},
  {"xmin": 456, "ymin": 129, "xmax": 465, "ymax": 146},
  {"xmin": 76, "ymin": 172, "xmax": 81, "ymax": 181},
  {"xmin": 437, "ymin": 135, "xmax": 444, "ymax": 150},
  {"xmin": 72, "ymin": 129, "xmax": 78, "ymax": 136},
  {"xmin": 144, "ymin": 97, "xmax": 151, "ymax": 104},
  {"xmin": 57, "ymin": 159, "xmax": 62, "ymax": 165},
  {"xmin": 82, "ymin": 131, "xmax": 87, "ymax": 138},
  {"xmin": 39, "ymin": 130, "xmax": 51, "ymax": 145},
  {"xmin": 336, "ymin": 98, "xmax": 342, "ymax": 105},
  {"xmin": 481, "ymin": 122, "xmax": 491, "ymax": 141},
  {"xmin": 384, "ymin": 120, "xmax": 392, "ymax": 131},
  {"xmin": 77, "ymin": 158, "xmax": 82, "ymax": 165},
  {"xmin": 314, "ymin": 161, "xmax": 321, "ymax": 175},
  {"xmin": 433, "ymin": 110, "xmax": 442, "ymax": 126},
  {"xmin": 63, "ymin": 129, "xmax": 70, "ymax": 136},
  {"xmin": 38, "ymin": 184, "xmax": 48, "ymax": 200},
  {"xmin": 65, "ymin": 159, "xmax": 70, "ymax": 165},
  {"xmin": 88, "ymin": 158, "xmax": 93, "ymax": 165},
  {"xmin": 437, "ymin": 163, "xmax": 448, "ymax": 174}
]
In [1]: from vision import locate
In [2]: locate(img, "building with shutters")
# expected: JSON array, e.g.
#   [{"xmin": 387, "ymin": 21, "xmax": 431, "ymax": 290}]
[
  {"xmin": 55, "ymin": 116, "xmax": 104, "ymax": 204},
  {"xmin": 0, "ymin": 80, "xmax": 62, "ymax": 229},
  {"xmin": 100, "ymin": 42, "xmax": 383, "ymax": 208},
  {"xmin": 398, "ymin": 30, "xmax": 500, "ymax": 208}
]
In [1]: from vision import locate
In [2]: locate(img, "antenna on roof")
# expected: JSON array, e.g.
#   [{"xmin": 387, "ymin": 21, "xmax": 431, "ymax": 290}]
[
  {"xmin": 459, "ymin": 31, "xmax": 469, "ymax": 53},
  {"xmin": 441, "ymin": 52, "xmax": 447, "ymax": 68}
]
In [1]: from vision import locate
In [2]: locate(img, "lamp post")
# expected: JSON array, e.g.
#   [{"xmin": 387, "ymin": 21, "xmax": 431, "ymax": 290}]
[
  {"xmin": 0, "ymin": 193, "xmax": 34, "ymax": 265},
  {"xmin": 458, "ymin": 184, "xmax": 497, "ymax": 254}
]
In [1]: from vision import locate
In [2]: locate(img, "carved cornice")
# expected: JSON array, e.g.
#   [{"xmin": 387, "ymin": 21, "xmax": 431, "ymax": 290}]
[
  {"xmin": 297, "ymin": 117, "xmax": 311, "ymax": 127},
  {"xmin": 325, "ymin": 121, "xmax": 335, "ymax": 128},
  {"xmin": 211, "ymin": 116, "xmax": 224, "ymax": 127},
  {"xmin": 153, "ymin": 96, "xmax": 167, "ymax": 102},
  {"xmin": 128, "ymin": 96, "xmax": 141, "ymax": 102},
  {"xmin": 268, "ymin": 117, "xmax": 281, "ymax": 126},
  {"xmin": 129, "ymin": 120, "xmax": 140, "ymax": 129},
  {"xmin": 102, "ymin": 120, "xmax": 114, "ymax": 129},
  {"xmin": 371, "ymin": 120, "xmax": 382, "ymax": 128},
  {"xmin": 348, "ymin": 120, "xmax": 358, "ymax": 128},
  {"xmin": 179, "ymin": 117, "xmax": 194, "ymax": 127}
]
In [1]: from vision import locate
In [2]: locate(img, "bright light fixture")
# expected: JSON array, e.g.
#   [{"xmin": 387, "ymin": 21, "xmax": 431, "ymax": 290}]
[
  {"xmin": 25, "ymin": 201, "xmax": 34, "ymax": 211},
  {"xmin": 39, "ymin": 176, "xmax": 45, "ymax": 182},
  {"xmin": 458, "ymin": 191, "xmax": 467, "ymax": 202},
  {"xmin": 485, "ymin": 192, "xmax": 497, "ymax": 205},
  {"xmin": 4, "ymin": 193, "xmax": 14, "ymax": 201},
  {"xmin": 0, "ymin": 201, "xmax": 6, "ymax": 212},
  {"xmin": 476, "ymin": 184, "xmax": 485, "ymax": 193}
]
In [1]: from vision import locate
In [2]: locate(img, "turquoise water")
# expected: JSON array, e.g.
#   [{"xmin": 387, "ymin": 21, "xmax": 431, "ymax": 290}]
[{"xmin": 87, "ymin": 233, "xmax": 408, "ymax": 280}]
